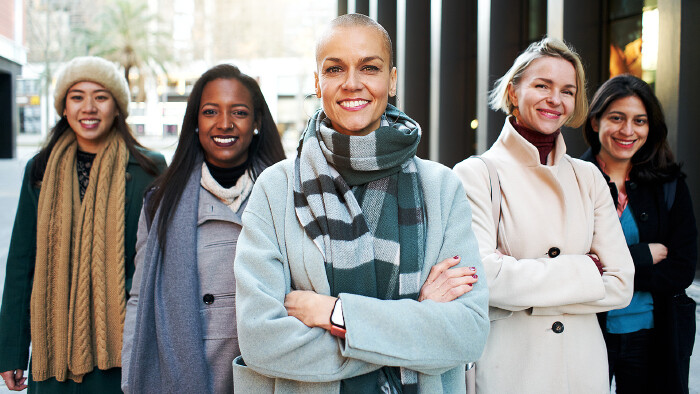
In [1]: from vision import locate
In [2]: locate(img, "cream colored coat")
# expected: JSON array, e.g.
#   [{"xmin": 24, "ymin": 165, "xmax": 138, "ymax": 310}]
[{"xmin": 453, "ymin": 118, "xmax": 634, "ymax": 393}]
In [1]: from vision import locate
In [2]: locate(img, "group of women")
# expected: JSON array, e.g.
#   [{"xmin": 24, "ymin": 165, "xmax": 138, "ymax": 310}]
[{"xmin": 0, "ymin": 12, "xmax": 695, "ymax": 394}]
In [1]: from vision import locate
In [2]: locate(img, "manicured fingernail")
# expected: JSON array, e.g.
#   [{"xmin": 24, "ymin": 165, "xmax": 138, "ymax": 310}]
[
  {"xmin": 468, "ymin": 283, "xmax": 473, "ymax": 287},
  {"xmin": 469, "ymin": 267, "xmax": 476, "ymax": 271},
  {"xmin": 453, "ymin": 255, "xmax": 460, "ymax": 260},
  {"xmin": 472, "ymin": 274, "xmax": 478, "ymax": 279}
]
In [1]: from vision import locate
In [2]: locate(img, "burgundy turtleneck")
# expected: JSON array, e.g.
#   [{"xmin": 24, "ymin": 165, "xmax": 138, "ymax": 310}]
[{"xmin": 510, "ymin": 117, "xmax": 560, "ymax": 165}]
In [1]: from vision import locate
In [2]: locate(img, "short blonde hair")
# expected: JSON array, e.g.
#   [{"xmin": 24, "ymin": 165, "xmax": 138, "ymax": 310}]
[{"xmin": 489, "ymin": 36, "xmax": 588, "ymax": 128}]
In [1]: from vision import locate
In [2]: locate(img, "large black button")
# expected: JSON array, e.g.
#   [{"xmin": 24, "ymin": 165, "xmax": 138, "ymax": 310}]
[
  {"xmin": 547, "ymin": 247, "xmax": 561, "ymax": 258},
  {"xmin": 552, "ymin": 321, "xmax": 564, "ymax": 334},
  {"xmin": 125, "ymin": 172, "xmax": 132, "ymax": 181},
  {"xmin": 203, "ymin": 294, "xmax": 215, "ymax": 305},
  {"xmin": 628, "ymin": 182, "xmax": 637, "ymax": 190},
  {"xmin": 640, "ymin": 212, "xmax": 649, "ymax": 222}
]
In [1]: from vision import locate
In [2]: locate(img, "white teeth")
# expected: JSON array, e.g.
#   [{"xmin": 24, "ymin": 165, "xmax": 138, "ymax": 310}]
[
  {"xmin": 81, "ymin": 119, "xmax": 99, "ymax": 125},
  {"xmin": 213, "ymin": 136, "xmax": 237, "ymax": 144},
  {"xmin": 340, "ymin": 100, "xmax": 368, "ymax": 108},
  {"xmin": 614, "ymin": 139, "xmax": 634, "ymax": 146}
]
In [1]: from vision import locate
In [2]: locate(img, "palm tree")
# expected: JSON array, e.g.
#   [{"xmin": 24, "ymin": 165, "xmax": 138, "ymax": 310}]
[{"xmin": 77, "ymin": 0, "xmax": 172, "ymax": 100}]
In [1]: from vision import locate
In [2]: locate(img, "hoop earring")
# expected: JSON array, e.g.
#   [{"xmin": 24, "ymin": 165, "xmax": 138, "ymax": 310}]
[{"xmin": 304, "ymin": 93, "xmax": 321, "ymax": 118}]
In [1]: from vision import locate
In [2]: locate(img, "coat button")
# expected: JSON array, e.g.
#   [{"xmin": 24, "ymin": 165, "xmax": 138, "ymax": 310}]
[
  {"xmin": 547, "ymin": 247, "xmax": 561, "ymax": 258},
  {"xmin": 640, "ymin": 212, "xmax": 649, "ymax": 221},
  {"xmin": 552, "ymin": 321, "xmax": 564, "ymax": 333},
  {"xmin": 203, "ymin": 294, "xmax": 215, "ymax": 305},
  {"xmin": 125, "ymin": 172, "xmax": 132, "ymax": 181},
  {"xmin": 628, "ymin": 182, "xmax": 637, "ymax": 190}
]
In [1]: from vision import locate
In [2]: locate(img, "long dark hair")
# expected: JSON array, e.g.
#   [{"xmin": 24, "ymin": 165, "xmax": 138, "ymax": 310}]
[
  {"xmin": 30, "ymin": 112, "xmax": 159, "ymax": 186},
  {"xmin": 584, "ymin": 74, "xmax": 680, "ymax": 182},
  {"xmin": 148, "ymin": 64, "xmax": 285, "ymax": 243}
]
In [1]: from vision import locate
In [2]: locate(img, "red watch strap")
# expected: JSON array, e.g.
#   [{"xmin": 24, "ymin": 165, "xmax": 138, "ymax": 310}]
[{"xmin": 330, "ymin": 324, "xmax": 346, "ymax": 339}]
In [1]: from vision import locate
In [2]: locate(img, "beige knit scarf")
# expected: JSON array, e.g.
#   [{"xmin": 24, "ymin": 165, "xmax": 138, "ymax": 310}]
[
  {"xmin": 200, "ymin": 162, "xmax": 253, "ymax": 213},
  {"xmin": 30, "ymin": 130, "xmax": 128, "ymax": 382}
]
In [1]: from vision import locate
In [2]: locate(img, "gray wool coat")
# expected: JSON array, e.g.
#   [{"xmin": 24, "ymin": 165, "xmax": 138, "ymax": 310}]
[{"xmin": 122, "ymin": 186, "xmax": 244, "ymax": 394}]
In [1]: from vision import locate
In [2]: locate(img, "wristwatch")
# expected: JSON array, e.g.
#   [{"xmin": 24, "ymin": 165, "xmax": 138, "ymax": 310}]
[{"xmin": 330, "ymin": 298, "xmax": 346, "ymax": 339}]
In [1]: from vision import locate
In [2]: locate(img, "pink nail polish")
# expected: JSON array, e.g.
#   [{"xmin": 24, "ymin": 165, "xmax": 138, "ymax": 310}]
[
  {"xmin": 472, "ymin": 274, "xmax": 478, "ymax": 279},
  {"xmin": 469, "ymin": 267, "xmax": 476, "ymax": 271},
  {"xmin": 453, "ymin": 255, "xmax": 460, "ymax": 260}
]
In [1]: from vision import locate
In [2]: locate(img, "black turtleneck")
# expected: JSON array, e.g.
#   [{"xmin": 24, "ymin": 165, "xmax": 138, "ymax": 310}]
[
  {"xmin": 510, "ymin": 117, "xmax": 560, "ymax": 165},
  {"xmin": 76, "ymin": 150, "xmax": 96, "ymax": 201},
  {"xmin": 204, "ymin": 158, "xmax": 249, "ymax": 188}
]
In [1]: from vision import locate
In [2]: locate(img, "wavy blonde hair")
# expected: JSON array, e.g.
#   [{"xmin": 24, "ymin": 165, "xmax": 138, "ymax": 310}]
[{"xmin": 489, "ymin": 36, "xmax": 588, "ymax": 128}]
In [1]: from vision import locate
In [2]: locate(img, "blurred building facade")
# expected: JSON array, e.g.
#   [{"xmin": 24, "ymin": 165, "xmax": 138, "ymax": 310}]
[{"xmin": 0, "ymin": 0, "xmax": 25, "ymax": 159}]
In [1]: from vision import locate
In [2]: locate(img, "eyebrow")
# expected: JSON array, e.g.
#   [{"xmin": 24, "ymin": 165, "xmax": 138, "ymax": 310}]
[
  {"xmin": 608, "ymin": 110, "xmax": 647, "ymax": 117},
  {"xmin": 200, "ymin": 103, "xmax": 251, "ymax": 109},
  {"xmin": 323, "ymin": 56, "xmax": 385, "ymax": 64},
  {"xmin": 67, "ymin": 88, "xmax": 111, "ymax": 94},
  {"xmin": 534, "ymin": 78, "xmax": 577, "ymax": 90}
]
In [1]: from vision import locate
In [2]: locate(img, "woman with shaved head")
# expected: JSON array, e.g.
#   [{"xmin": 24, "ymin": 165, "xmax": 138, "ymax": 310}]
[{"xmin": 232, "ymin": 13, "xmax": 489, "ymax": 393}]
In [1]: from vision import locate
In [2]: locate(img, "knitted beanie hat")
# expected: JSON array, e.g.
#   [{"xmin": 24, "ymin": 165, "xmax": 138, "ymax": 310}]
[{"xmin": 53, "ymin": 56, "xmax": 131, "ymax": 117}]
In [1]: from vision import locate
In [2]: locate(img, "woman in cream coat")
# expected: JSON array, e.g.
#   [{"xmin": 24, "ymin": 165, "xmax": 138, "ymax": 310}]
[{"xmin": 453, "ymin": 37, "xmax": 635, "ymax": 393}]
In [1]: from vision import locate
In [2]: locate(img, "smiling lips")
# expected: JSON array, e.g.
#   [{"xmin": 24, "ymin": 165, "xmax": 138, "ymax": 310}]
[
  {"xmin": 612, "ymin": 138, "xmax": 636, "ymax": 148},
  {"xmin": 339, "ymin": 99, "xmax": 370, "ymax": 111},
  {"xmin": 80, "ymin": 119, "xmax": 100, "ymax": 129},
  {"xmin": 537, "ymin": 109, "xmax": 562, "ymax": 119},
  {"xmin": 212, "ymin": 136, "xmax": 239, "ymax": 147}
]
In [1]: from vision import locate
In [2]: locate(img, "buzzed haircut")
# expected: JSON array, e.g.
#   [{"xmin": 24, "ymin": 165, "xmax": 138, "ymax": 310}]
[{"xmin": 315, "ymin": 13, "xmax": 394, "ymax": 68}]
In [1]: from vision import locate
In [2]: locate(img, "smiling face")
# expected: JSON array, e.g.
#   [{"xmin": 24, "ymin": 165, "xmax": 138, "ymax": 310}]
[
  {"xmin": 63, "ymin": 81, "xmax": 119, "ymax": 153},
  {"xmin": 198, "ymin": 78, "xmax": 257, "ymax": 168},
  {"xmin": 314, "ymin": 25, "xmax": 397, "ymax": 136},
  {"xmin": 593, "ymin": 95, "xmax": 649, "ymax": 166},
  {"xmin": 508, "ymin": 56, "xmax": 577, "ymax": 134}
]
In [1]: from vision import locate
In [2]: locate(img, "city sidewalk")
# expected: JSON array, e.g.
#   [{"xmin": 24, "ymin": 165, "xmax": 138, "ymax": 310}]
[{"xmin": 1, "ymin": 154, "xmax": 699, "ymax": 393}]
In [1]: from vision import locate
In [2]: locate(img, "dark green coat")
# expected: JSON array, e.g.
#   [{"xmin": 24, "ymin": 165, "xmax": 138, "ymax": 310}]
[{"xmin": 0, "ymin": 148, "xmax": 166, "ymax": 393}]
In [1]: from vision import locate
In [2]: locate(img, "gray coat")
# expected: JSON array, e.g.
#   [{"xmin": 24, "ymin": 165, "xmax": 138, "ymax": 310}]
[{"xmin": 122, "ymin": 186, "xmax": 244, "ymax": 394}]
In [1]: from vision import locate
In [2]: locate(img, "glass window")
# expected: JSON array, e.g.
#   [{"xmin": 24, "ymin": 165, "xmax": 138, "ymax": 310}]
[{"xmin": 608, "ymin": 0, "xmax": 658, "ymax": 87}]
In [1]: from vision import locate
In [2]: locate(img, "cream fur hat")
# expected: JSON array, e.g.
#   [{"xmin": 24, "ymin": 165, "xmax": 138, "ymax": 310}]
[{"xmin": 53, "ymin": 56, "xmax": 131, "ymax": 117}]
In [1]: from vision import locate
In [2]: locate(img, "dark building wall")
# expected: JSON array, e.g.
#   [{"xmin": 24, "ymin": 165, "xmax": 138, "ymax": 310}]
[
  {"xmin": 484, "ymin": 0, "xmax": 530, "ymax": 148},
  {"xmin": 670, "ymin": 0, "xmax": 700, "ymax": 276},
  {"xmin": 436, "ymin": 0, "xmax": 477, "ymax": 167},
  {"xmin": 561, "ymin": 0, "xmax": 605, "ymax": 157},
  {"xmin": 0, "ymin": 57, "xmax": 20, "ymax": 159},
  {"xmin": 402, "ymin": 0, "xmax": 431, "ymax": 159}
]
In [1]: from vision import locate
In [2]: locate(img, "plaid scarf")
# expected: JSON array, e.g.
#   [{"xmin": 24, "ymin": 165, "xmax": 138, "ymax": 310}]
[{"xmin": 294, "ymin": 104, "xmax": 425, "ymax": 393}]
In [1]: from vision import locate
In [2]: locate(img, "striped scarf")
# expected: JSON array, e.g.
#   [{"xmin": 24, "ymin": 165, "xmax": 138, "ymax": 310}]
[{"xmin": 294, "ymin": 104, "xmax": 425, "ymax": 393}]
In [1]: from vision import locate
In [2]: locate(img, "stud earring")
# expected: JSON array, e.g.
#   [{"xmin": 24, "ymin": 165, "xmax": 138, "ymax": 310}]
[
  {"xmin": 253, "ymin": 128, "xmax": 259, "ymax": 135},
  {"xmin": 195, "ymin": 127, "xmax": 199, "ymax": 133}
]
